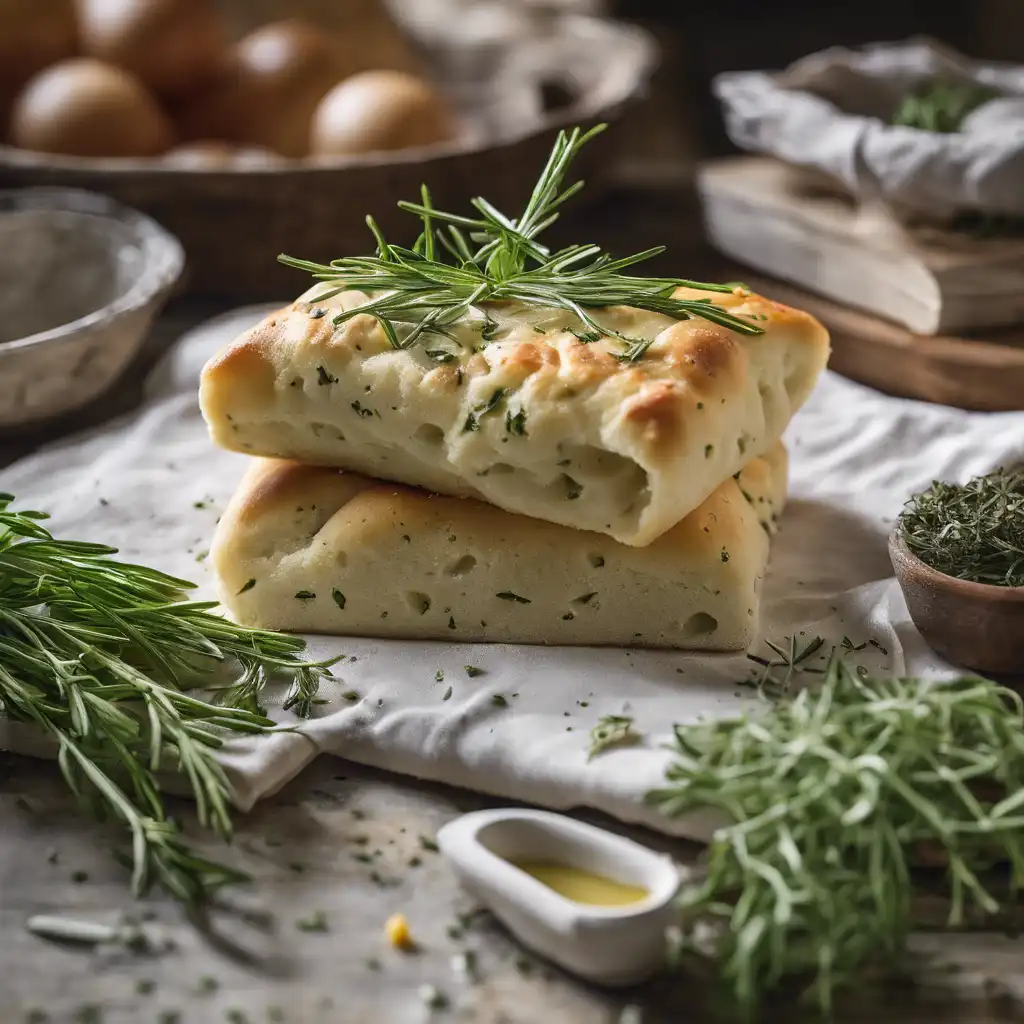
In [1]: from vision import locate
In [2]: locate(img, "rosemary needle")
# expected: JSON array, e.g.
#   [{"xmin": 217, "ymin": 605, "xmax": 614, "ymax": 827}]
[
  {"xmin": 279, "ymin": 124, "xmax": 762, "ymax": 360},
  {"xmin": 0, "ymin": 494, "xmax": 336, "ymax": 905}
]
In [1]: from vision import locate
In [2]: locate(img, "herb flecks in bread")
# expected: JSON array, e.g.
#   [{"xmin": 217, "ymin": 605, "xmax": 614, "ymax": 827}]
[{"xmin": 209, "ymin": 446, "xmax": 788, "ymax": 651}]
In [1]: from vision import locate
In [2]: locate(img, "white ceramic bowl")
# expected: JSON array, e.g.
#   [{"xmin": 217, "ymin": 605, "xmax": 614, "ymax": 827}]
[
  {"xmin": 438, "ymin": 808, "xmax": 682, "ymax": 987},
  {"xmin": 0, "ymin": 188, "xmax": 184, "ymax": 430}
]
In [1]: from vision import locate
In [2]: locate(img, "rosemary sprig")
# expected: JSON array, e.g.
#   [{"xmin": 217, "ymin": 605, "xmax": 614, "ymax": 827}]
[
  {"xmin": 279, "ymin": 125, "xmax": 763, "ymax": 361},
  {"xmin": 0, "ymin": 494, "xmax": 336, "ymax": 905},
  {"xmin": 898, "ymin": 466, "xmax": 1024, "ymax": 587},
  {"xmin": 647, "ymin": 653, "xmax": 1024, "ymax": 1018},
  {"xmin": 892, "ymin": 81, "xmax": 997, "ymax": 133}
]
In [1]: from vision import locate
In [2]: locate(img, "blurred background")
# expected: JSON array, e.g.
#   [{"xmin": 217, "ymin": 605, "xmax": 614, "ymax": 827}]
[{"xmin": 4, "ymin": 0, "xmax": 1024, "ymax": 436}]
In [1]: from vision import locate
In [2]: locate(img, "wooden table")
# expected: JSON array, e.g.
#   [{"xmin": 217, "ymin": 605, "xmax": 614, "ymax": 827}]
[{"xmin": 1, "ymin": 186, "xmax": 1021, "ymax": 1024}]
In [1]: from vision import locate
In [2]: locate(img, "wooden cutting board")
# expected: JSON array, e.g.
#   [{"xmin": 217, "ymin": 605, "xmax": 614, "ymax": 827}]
[
  {"xmin": 700, "ymin": 157, "xmax": 1024, "ymax": 336},
  {"xmin": 744, "ymin": 274, "xmax": 1024, "ymax": 412}
]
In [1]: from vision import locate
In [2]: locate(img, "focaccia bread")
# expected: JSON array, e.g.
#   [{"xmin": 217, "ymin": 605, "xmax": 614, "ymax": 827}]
[
  {"xmin": 199, "ymin": 285, "xmax": 826, "ymax": 547},
  {"xmin": 210, "ymin": 444, "xmax": 788, "ymax": 651}
]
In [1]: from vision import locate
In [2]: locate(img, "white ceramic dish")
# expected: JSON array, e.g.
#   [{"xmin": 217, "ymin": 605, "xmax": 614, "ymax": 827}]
[
  {"xmin": 437, "ymin": 808, "xmax": 681, "ymax": 986},
  {"xmin": 0, "ymin": 188, "xmax": 184, "ymax": 431}
]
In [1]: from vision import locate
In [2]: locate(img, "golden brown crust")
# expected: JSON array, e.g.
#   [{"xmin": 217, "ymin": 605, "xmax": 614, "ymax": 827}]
[{"xmin": 200, "ymin": 285, "xmax": 828, "ymax": 546}]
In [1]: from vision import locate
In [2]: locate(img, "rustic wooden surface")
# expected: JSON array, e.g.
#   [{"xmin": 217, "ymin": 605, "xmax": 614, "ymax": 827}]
[
  {"xmin": 2, "ymin": 184, "xmax": 1024, "ymax": 1023},
  {"xmin": 744, "ymin": 275, "xmax": 1024, "ymax": 413}
]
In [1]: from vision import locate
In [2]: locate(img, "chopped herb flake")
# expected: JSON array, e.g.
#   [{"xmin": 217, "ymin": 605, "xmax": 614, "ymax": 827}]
[
  {"xmin": 238, "ymin": 578, "xmax": 256, "ymax": 594},
  {"xmin": 588, "ymin": 715, "xmax": 642, "ymax": 760},
  {"xmin": 563, "ymin": 474, "xmax": 583, "ymax": 500},
  {"xmin": 464, "ymin": 665, "xmax": 486, "ymax": 677},
  {"xmin": 332, "ymin": 588, "xmax": 346, "ymax": 610},
  {"xmin": 496, "ymin": 592, "xmax": 531, "ymax": 604},
  {"xmin": 296, "ymin": 910, "xmax": 329, "ymax": 932},
  {"xmin": 316, "ymin": 365, "xmax": 338, "ymax": 385},
  {"xmin": 505, "ymin": 408, "xmax": 528, "ymax": 436}
]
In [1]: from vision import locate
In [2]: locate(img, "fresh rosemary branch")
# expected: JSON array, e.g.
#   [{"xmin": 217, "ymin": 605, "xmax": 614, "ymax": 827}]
[
  {"xmin": 279, "ymin": 124, "xmax": 763, "ymax": 361},
  {"xmin": 647, "ymin": 652, "xmax": 1024, "ymax": 1018},
  {"xmin": 0, "ymin": 494, "xmax": 335, "ymax": 905},
  {"xmin": 891, "ymin": 81, "xmax": 997, "ymax": 133},
  {"xmin": 898, "ymin": 466, "xmax": 1024, "ymax": 587}
]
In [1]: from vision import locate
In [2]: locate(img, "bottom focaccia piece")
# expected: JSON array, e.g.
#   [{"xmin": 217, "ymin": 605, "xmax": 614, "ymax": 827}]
[{"xmin": 211, "ymin": 444, "xmax": 787, "ymax": 651}]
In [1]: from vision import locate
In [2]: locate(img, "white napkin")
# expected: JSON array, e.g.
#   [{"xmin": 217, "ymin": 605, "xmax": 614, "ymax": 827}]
[
  {"xmin": 2, "ymin": 307, "xmax": 1022, "ymax": 840},
  {"xmin": 715, "ymin": 37, "xmax": 1024, "ymax": 216}
]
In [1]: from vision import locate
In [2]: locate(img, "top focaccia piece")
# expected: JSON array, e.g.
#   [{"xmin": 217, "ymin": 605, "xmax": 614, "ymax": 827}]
[{"xmin": 200, "ymin": 284, "xmax": 828, "ymax": 546}]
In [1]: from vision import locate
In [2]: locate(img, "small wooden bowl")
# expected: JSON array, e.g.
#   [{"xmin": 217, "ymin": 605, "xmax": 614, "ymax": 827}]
[{"xmin": 889, "ymin": 531, "xmax": 1024, "ymax": 676}]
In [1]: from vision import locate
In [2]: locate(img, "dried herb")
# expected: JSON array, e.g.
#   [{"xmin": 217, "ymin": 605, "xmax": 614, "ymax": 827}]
[{"xmin": 898, "ymin": 467, "xmax": 1024, "ymax": 587}]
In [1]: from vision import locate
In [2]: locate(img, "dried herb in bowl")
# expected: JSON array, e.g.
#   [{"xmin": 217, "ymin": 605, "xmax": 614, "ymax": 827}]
[{"xmin": 897, "ymin": 467, "xmax": 1024, "ymax": 588}]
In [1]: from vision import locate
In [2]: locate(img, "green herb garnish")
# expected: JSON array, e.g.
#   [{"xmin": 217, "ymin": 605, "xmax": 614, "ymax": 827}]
[
  {"xmin": 587, "ymin": 715, "xmax": 641, "ymax": 760},
  {"xmin": 464, "ymin": 665, "xmax": 486, "ymax": 678},
  {"xmin": 898, "ymin": 466, "xmax": 1024, "ymax": 587},
  {"xmin": 279, "ymin": 126, "xmax": 761, "ymax": 362},
  {"xmin": 647, "ymin": 651, "xmax": 1024, "ymax": 1017},
  {"xmin": 316, "ymin": 365, "xmax": 338, "ymax": 385},
  {"xmin": 496, "ymin": 592, "xmax": 530, "ymax": 604},
  {"xmin": 332, "ymin": 588, "xmax": 347, "ymax": 610},
  {"xmin": 0, "ymin": 495, "xmax": 334, "ymax": 906},
  {"xmin": 892, "ymin": 81, "xmax": 997, "ymax": 133}
]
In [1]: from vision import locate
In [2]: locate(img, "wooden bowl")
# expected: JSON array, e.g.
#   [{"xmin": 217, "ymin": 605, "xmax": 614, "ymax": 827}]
[
  {"xmin": 0, "ymin": 13, "xmax": 656, "ymax": 300},
  {"xmin": 889, "ymin": 531, "xmax": 1024, "ymax": 676}
]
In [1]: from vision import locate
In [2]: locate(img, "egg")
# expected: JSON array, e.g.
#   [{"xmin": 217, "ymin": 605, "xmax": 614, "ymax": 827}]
[
  {"xmin": 75, "ymin": 0, "xmax": 226, "ymax": 99},
  {"xmin": 176, "ymin": 19, "xmax": 349, "ymax": 158},
  {"xmin": 10, "ymin": 58, "xmax": 173, "ymax": 158},
  {"xmin": 0, "ymin": 0, "xmax": 79, "ymax": 133},
  {"xmin": 310, "ymin": 71, "xmax": 456, "ymax": 158}
]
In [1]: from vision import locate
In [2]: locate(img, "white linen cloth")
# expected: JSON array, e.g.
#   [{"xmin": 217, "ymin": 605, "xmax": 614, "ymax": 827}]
[
  {"xmin": 1, "ymin": 306, "xmax": 1022, "ymax": 840},
  {"xmin": 714, "ymin": 38, "xmax": 1024, "ymax": 217}
]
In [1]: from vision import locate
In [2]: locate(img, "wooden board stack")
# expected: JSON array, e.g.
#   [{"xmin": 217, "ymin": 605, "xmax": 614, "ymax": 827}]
[{"xmin": 699, "ymin": 156, "xmax": 1024, "ymax": 411}]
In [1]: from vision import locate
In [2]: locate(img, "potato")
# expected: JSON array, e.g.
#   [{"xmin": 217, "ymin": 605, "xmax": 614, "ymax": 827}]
[
  {"xmin": 0, "ymin": 0, "xmax": 79, "ymax": 134},
  {"xmin": 75, "ymin": 0, "xmax": 226, "ymax": 98},
  {"xmin": 310, "ymin": 71, "xmax": 456, "ymax": 157},
  {"xmin": 176, "ymin": 19, "xmax": 350, "ymax": 158},
  {"xmin": 10, "ymin": 58, "xmax": 173, "ymax": 158}
]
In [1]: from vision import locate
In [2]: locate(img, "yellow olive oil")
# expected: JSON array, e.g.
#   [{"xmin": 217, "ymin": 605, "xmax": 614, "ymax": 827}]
[{"xmin": 511, "ymin": 859, "xmax": 648, "ymax": 907}]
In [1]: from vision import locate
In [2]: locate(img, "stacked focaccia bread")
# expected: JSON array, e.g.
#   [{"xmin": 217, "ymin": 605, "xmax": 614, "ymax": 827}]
[{"xmin": 200, "ymin": 283, "xmax": 829, "ymax": 651}]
